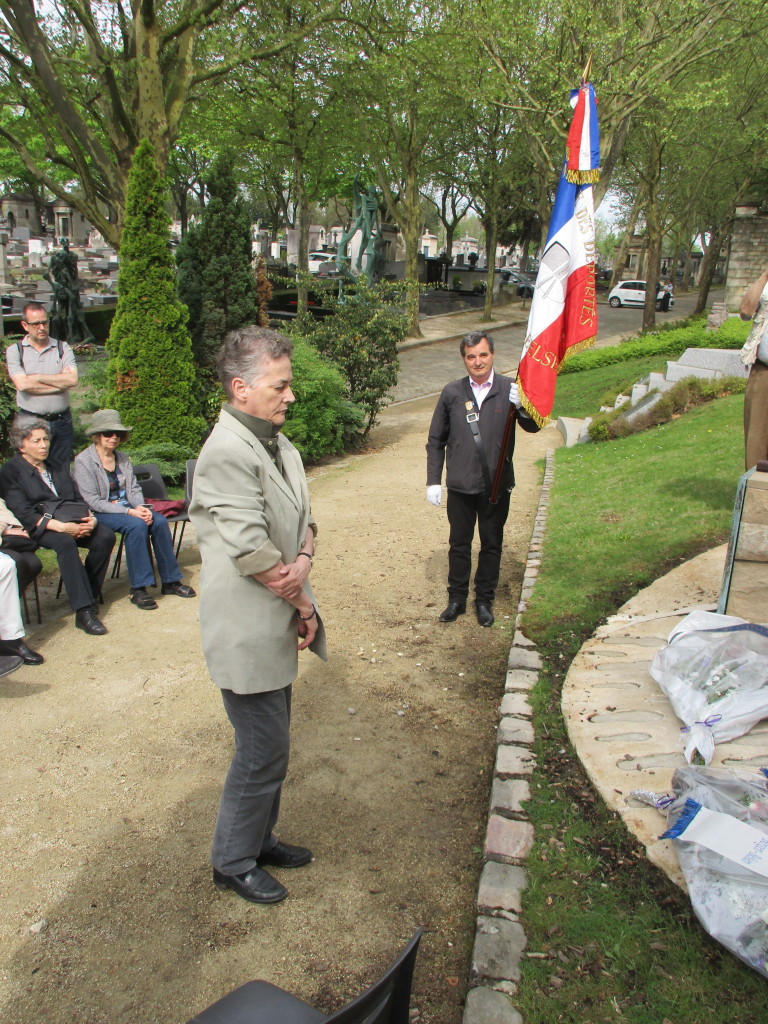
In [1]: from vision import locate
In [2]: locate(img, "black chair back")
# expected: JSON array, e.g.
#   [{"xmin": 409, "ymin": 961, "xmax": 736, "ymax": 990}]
[{"xmin": 186, "ymin": 929, "xmax": 423, "ymax": 1024}]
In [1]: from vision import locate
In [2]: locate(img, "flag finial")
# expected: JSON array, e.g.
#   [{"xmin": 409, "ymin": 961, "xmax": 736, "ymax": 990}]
[{"xmin": 581, "ymin": 53, "xmax": 593, "ymax": 84}]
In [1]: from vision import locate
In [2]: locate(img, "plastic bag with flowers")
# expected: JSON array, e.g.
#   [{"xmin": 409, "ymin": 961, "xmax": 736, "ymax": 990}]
[
  {"xmin": 656, "ymin": 765, "xmax": 768, "ymax": 978},
  {"xmin": 649, "ymin": 610, "xmax": 768, "ymax": 763}
]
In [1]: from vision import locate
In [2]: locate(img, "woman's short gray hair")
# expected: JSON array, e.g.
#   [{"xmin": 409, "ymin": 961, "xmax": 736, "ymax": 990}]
[
  {"xmin": 10, "ymin": 414, "xmax": 51, "ymax": 451},
  {"xmin": 216, "ymin": 326, "xmax": 294, "ymax": 400}
]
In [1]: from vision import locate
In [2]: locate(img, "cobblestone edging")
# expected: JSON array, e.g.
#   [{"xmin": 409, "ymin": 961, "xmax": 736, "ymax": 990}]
[{"xmin": 462, "ymin": 449, "xmax": 556, "ymax": 1024}]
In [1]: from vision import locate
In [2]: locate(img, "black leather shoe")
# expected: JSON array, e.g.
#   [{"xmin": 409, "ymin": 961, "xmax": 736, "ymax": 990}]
[
  {"xmin": 475, "ymin": 602, "xmax": 494, "ymax": 627},
  {"xmin": 0, "ymin": 638, "xmax": 44, "ymax": 665},
  {"xmin": 213, "ymin": 867, "xmax": 287, "ymax": 904},
  {"xmin": 0, "ymin": 654, "xmax": 23, "ymax": 677},
  {"xmin": 161, "ymin": 581, "xmax": 196, "ymax": 598},
  {"xmin": 75, "ymin": 607, "xmax": 108, "ymax": 635},
  {"xmin": 259, "ymin": 840, "xmax": 313, "ymax": 869},
  {"xmin": 130, "ymin": 587, "xmax": 158, "ymax": 610},
  {"xmin": 439, "ymin": 601, "xmax": 466, "ymax": 622}
]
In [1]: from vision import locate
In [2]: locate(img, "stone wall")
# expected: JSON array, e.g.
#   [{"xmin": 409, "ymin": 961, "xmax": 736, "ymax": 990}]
[{"xmin": 725, "ymin": 206, "xmax": 768, "ymax": 310}]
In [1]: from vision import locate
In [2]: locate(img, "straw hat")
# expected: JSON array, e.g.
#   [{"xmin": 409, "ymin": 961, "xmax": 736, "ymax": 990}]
[{"xmin": 84, "ymin": 409, "xmax": 133, "ymax": 437}]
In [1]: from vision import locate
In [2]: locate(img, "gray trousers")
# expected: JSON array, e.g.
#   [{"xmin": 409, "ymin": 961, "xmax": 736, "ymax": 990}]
[{"xmin": 211, "ymin": 685, "xmax": 291, "ymax": 876}]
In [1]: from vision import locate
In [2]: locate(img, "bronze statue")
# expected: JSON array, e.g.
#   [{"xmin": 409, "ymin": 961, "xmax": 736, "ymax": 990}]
[
  {"xmin": 45, "ymin": 239, "xmax": 94, "ymax": 344},
  {"xmin": 336, "ymin": 174, "xmax": 381, "ymax": 279}
]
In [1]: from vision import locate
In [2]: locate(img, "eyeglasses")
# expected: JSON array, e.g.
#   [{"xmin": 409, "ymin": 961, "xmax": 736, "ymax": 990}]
[
  {"xmin": 100, "ymin": 431, "xmax": 122, "ymax": 438},
  {"xmin": 23, "ymin": 319, "xmax": 48, "ymax": 327}
]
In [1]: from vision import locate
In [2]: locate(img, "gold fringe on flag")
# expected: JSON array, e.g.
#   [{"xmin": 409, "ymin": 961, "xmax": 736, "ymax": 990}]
[
  {"xmin": 516, "ymin": 380, "xmax": 551, "ymax": 429},
  {"xmin": 565, "ymin": 168, "xmax": 601, "ymax": 185},
  {"xmin": 558, "ymin": 333, "xmax": 598, "ymax": 369}
]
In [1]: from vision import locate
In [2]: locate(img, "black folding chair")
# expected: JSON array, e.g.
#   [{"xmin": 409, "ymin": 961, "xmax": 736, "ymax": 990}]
[{"xmin": 186, "ymin": 929, "xmax": 423, "ymax": 1024}]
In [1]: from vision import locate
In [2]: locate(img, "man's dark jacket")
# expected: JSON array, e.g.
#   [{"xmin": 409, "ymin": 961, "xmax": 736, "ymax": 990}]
[{"xmin": 426, "ymin": 373, "xmax": 539, "ymax": 495}]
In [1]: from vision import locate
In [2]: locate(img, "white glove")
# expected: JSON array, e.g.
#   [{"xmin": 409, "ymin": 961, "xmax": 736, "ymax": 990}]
[
  {"xmin": 508, "ymin": 382, "xmax": 521, "ymax": 408},
  {"xmin": 426, "ymin": 485, "xmax": 442, "ymax": 507}
]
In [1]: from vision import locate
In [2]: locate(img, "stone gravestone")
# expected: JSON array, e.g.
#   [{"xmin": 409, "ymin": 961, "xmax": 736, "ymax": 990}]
[{"xmin": 718, "ymin": 466, "xmax": 768, "ymax": 620}]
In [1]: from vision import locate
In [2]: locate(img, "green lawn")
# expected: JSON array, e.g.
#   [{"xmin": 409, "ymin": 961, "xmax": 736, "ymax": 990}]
[
  {"xmin": 552, "ymin": 355, "xmax": 676, "ymax": 418},
  {"xmin": 514, "ymin": 392, "xmax": 767, "ymax": 1022}
]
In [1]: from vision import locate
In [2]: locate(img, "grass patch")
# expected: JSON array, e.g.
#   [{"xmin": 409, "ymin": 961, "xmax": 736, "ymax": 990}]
[
  {"xmin": 524, "ymin": 395, "xmax": 741, "ymax": 647},
  {"xmin": 513, "ymin": 393, "xmax": 767, "ymax": 1020},
  {"xmin": 553, "ymin": 355, "xmax": 673, "ymax": 418}
]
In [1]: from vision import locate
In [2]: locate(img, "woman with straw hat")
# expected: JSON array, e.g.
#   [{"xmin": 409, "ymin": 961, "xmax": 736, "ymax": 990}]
[{"xmin": 73, "ymin": 409, "xmax": 195, "ymax": 610}]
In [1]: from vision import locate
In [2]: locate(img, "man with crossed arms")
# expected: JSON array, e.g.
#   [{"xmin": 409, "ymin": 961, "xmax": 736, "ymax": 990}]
[
  {"xmin": 6, "ymin": 301, "xmax": 77, "ymax": 468},
  {"xmin": 426, "ymin": 331, "xmax": 539, "ymax": 627}
]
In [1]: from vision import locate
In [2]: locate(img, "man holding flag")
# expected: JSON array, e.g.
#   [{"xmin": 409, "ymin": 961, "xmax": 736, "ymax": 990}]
[
  {"xmin": 425, "ymin": 73, "xmax": 601, "ymax": 628},
  {"xmin": 426, "ymin": 331, "xmax": 539, "ymax": 628}
]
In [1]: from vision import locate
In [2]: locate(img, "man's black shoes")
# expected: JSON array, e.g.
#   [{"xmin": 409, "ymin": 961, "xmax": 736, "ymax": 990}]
[
  {"xmin": 475, "ymin": 602, "xmax": 494, "ymax": 627},
  {"xmin": 161, "ymin": 581, "xmax": 196, "ymax": 598},
  {"xmin": 258, "ymin": 840, "xmax": 312, "ymax": 869},
  {"xmin": 130, "ymin": 587, "xmax": 158, "ymax": 610},
  {"xmin": 75, "ymin": 607, "xmax": 108, "ymax": 635},
  {"xmin": 0, "ymin": 638, "xmax": 44, "ymax": 664},
  {"xmin": 439, "ymin": 601, "xmax": 466, "ymax": 622},
  {"xmin": 213, "ymin": 867, "xmax": 287, "ymax": 904}
]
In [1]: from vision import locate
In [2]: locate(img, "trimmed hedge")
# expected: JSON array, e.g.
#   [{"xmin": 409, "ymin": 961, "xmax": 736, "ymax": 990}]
[
  {"xmin": 281, "ymin": 337, "xmax": 359, "ymax": 463},
  {"xmin": 560, "ymin": 316, "xmax": 749, "ymax": 375},
  {"xmin": 588, "ymin": 374, "xmax": 748, "ymax": 442}
]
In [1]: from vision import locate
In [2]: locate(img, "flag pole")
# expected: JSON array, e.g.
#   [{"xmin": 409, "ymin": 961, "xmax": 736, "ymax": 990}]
[{"xmin": 489, "ymin": 400, "xmax": 516, "ymax": 505}]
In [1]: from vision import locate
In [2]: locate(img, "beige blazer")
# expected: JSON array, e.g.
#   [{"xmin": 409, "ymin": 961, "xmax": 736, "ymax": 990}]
[{"xmin": 189, "ymin": 408, "xmax": 327, "ymax": 694}]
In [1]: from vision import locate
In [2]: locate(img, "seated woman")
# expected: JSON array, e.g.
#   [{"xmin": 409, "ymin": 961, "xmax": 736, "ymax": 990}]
[
  {"xmin": 0, "ymin": 416, "xmax": 114, "ymax": 636},
  {"xmin": 72, "ymin": 410, "xmax": 195, "ymax": 611},
  {"xmin": 0, "ymin": 550, "xmax": 43, "ymax": 664}
]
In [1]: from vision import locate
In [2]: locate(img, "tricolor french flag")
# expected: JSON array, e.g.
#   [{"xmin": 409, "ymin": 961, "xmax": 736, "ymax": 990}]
[{"xmin": 517, "ymin": 82, "xmax": 601, "ymax": 426}]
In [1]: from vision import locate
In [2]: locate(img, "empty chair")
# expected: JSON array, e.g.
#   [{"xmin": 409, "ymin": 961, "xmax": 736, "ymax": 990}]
[
  {"xmin": 186, "ymin": 929, "xmax": 423, "ymax": 1024},
  {"xmin": 171, "ymin": 459, "xmax": 196, "ymax": 557},
  {"xmin": 133, "ymin": 462, "xmax": 190, "ymax": 557}
]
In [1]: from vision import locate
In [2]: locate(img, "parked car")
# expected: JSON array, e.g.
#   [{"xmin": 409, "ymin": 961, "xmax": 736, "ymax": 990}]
[
  {"xmin": 608, "ymin": 280, "xmax": 674, "ymax": 310},
  {"xmin": 499, "ymin": 268, "xmax": 536, "ymax": 297}
]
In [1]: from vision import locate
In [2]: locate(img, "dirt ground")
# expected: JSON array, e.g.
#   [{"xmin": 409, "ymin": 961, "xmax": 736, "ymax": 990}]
[{"xmin": 0, "ymin": 394, "xmax": 556, "ymax": 1024}]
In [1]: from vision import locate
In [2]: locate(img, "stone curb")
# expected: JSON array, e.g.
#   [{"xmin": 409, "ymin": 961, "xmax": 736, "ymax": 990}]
[{"xmin": 462, "ymin": 449, "xmax": 556, "ymax": 1024}]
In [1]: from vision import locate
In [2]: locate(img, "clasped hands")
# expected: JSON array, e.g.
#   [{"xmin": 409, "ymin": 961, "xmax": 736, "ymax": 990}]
[
  {"xmin": 127, "ymin": 504, "xmax": 154, "ymax": 524},
  {"xmin": 53, "ymin": 515, "xmax": 97, "ymax": 538}
]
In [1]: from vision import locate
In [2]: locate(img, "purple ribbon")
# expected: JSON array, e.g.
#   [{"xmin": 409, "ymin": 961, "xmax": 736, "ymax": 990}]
[{"xmin": 680, "ymin": 714, "xmax": 723, "ymax": 734}]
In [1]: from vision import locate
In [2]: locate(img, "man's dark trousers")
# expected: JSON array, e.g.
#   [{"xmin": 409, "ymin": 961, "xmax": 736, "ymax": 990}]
[
  {"xmin": 48, "ymin": 411, "xmax": 74, "ymax": 469},
  {"xmin": 446, "ymin": 488, "xmax": 511, "ymax": 604}
]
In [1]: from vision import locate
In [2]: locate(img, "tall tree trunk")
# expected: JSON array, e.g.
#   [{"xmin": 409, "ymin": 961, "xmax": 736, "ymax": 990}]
[
  {"xmin": 610, "ymin": 197, "xmax": 641, "ymax": 291},
  {"xmin": 294, "ymin": 150, "xmax": 309, "ymax": 316},
  {"xmin": 642, "ymin": 136, "xmax": 662, "ymax": 333},
  {"xmin": 694, "ymin": 222, "xmax": 724, "ymax": 315},
  {"xmin": 520, "ymin": 239, "xmax": 530, "ymax": 272},
  {"xmin": 484, "ymin": 216, "xmax": 498, "ymax": 320},
  {"xmin": 445, "ymin": 224, "xmax": 455, "ymax": 260},
  {"xmin": 377, "ymin": 160, "xmax": 422, "ymax": 337}
]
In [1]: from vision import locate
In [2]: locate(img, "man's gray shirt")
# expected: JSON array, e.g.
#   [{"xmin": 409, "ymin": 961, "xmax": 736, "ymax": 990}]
[{"xmin": 6, "ymin": 338, "xmax": 76, "ymax": 415}]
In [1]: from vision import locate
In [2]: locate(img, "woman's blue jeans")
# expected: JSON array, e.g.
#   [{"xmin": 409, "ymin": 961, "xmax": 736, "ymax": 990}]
[{"xmin": 95, "ymin": 510, "xmax": 182, "ymax": 590}]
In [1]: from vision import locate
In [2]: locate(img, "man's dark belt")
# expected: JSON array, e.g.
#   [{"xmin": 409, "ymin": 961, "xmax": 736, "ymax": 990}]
[{"xmin": 18, "ymin": 408, "xmax": 71, "ymax": 422}]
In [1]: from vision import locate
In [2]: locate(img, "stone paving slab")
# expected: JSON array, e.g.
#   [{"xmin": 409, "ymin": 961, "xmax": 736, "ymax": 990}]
[
  {"xmin": 561, "ymin": 543, "xmax": 768, "ymax": 887},
  {"xmin": 463, "ymin": 985, "xmax": 524, "ymax": 1024},
  {"xmin": 471, "ymin": 916, "xmax": 527, "ymax": 982}
]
